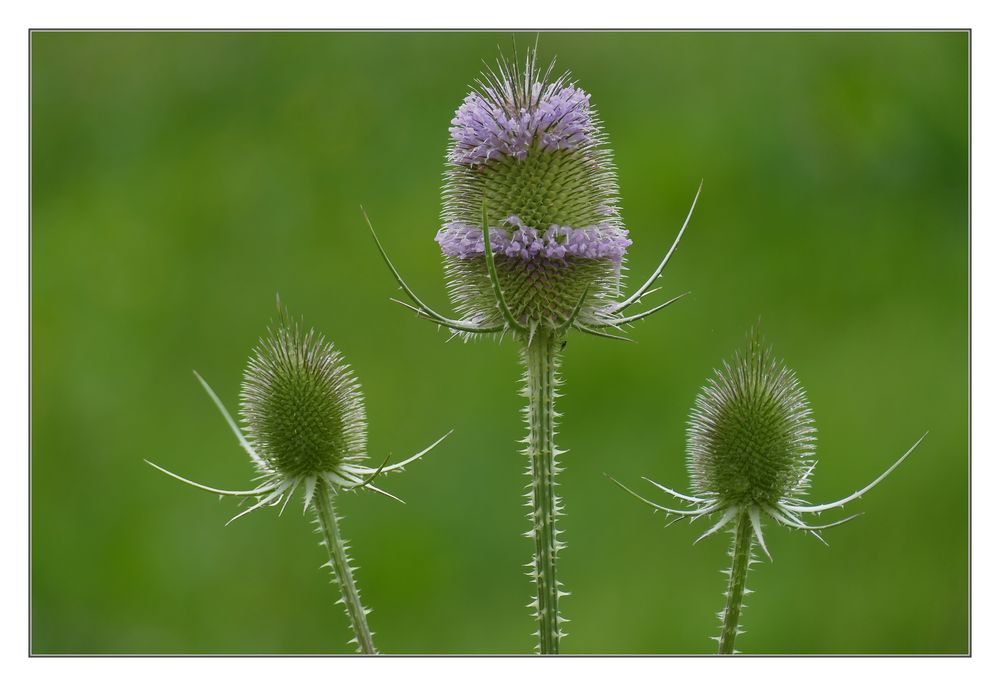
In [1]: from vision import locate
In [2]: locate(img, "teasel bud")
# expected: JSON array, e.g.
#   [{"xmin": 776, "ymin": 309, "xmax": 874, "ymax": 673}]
[
  {"xmin": 610, "ymin": 327, "xmax": 926, "ymax": 653},
  {"xmin": 147, "ymin": 304, "xmax": 449, "ymax": 653},
  {"xmin": 240, "ymin": 320, "xmax": 368, "ymax": 486},
  {"xmin": 686, "ymin": 327, "xmax": 818, "ymax": 511}
]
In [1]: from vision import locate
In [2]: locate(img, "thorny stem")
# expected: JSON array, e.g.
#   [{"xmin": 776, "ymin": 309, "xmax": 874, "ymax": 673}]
[
  {"xmin": 523, "ymin": 329, "xmax": 564, "ymax": 654},
  {"xmin": 313, "ymin": 479, "xmax": 377, "ymax": 654},
  {"xmin": 719, "ymin": 509, "xmax": 754, "ymax": 655}
]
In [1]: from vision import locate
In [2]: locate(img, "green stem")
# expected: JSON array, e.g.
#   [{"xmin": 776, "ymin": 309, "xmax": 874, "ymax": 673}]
[
  {"xmin": 718, "ymin": 509, "xmax": 753, "ymax": 655},
  {"xmin": 523, "ymin": 330, "xmax": 563, "ymax": 654},
  {"xmin": 313, "ymin": 480, "xmax": 377, "ymax": 654}
]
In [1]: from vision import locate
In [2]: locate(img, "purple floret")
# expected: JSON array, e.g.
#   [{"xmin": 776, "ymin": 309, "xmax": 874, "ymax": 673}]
[
  {"xmin": 436, "ymin": 215, "xmax": 632, "ymax": 263},
  {"xmin": 448, "ymin": 83, "xmax": 594, "ymax": 166}
]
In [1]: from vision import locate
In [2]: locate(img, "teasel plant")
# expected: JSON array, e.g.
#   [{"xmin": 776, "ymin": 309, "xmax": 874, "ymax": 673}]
[
  {"xmin": 146, "ymin": 304, "xmax": 450, "ymax": 654},
  {"xmin": 363, "ymin": 45, "xmax": 701, "ymax": 653},
  {"xmin": 609, "ymin": 327, "xmax": 926, "ymax": 654}
]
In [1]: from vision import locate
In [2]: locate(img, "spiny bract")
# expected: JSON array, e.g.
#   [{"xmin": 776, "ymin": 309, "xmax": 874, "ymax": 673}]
[
  {"xmin": 436, "ymin": 49, "xmax": 630, "ymax": 331},
  {"xmin": 241, "ymin": 321, "xmax": 367, "ymax": 479}
]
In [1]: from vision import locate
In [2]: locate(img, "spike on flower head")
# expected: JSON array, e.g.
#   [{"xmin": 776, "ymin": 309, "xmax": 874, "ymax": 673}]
[
  {"xmin": 687, "ymin": 327, "xmax": 816, "ymax": 507},
  {"xmin": 240, "ymin": 316, "xmax": 367, "ymax": 479},
  {"xmin": 437, "ymin": 48, "xmax": 631, "ymax": 332}
]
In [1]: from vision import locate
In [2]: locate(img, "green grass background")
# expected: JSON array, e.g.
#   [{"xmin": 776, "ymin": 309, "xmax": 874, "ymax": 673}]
[{"xmin": 31, "ymin": 31, "xmax": 968, "ymax": 654}]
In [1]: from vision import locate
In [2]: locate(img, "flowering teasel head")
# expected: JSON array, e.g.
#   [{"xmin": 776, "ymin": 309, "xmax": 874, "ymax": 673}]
[
  {"xmin": 609, "ymin": 327, "xmax": 926, "ymax": 653},
  {"xmin": 146, "ymin": 309, "xmax": 449, "ymax": 522},
  {"xmin": 364, "ymin": 47, "xmax": 702, "ymax": 343},
  {"xmin": 362, "ymin": 45, "xmax": 702, "ymax": 654},
  {"xmin": 436, "ymin": 50, "xmax": 630, "ymax": 333}
]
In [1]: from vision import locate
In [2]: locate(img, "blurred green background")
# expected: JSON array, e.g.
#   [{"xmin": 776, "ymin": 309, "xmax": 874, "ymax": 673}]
[{"xmin": 31, "ymin": 31, "xmax": 967, "ymax": 654}]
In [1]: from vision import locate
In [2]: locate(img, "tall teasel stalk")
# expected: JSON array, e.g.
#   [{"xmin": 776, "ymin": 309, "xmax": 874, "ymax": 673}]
[
  {"xmin": 610, "ymin": 328, "xmax": 926, "ymax": 654},
  {"xmin": 364, "ymin": 47, "xmax": 700, "ymax": 653},
  {"xmin": 147, "ymin": 308, "xmax": 450, "ymax": 653}
]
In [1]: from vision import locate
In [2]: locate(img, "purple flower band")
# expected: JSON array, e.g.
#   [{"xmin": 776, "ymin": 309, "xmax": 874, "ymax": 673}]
[
  {"xmin": 448, "ymin": 83, "xmax": 594, "ymax": 166},
  {"xmin": 436, "ymin": 215, "xmax": 631, "ymax": 262}
]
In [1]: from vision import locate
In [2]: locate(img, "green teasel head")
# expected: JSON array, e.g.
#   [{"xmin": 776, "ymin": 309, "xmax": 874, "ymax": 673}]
[
  {"xmin": 610, "ymin": 327, "xmax": 926, "ymax": 653},
  {"xmin": 240, "ymin": 317, "xmax": 367, "ymax": 480},
  {"xmin": 687, "ymin": 328, "xmax": 816, "ymax": 508},
  {"xmin": 146, "ymin": 303, "xmax": 450, "ymax": 524},
  {"xmin": 436, "ymin": 48, "xmax": 632, "ymax": 333},
  {"xmin": 610, "ymin": 326, "xmax": 926, "ymax": 557},
  {"xmin": 147, "ymin": 305, "xmax": 451, "ymax": 656}
]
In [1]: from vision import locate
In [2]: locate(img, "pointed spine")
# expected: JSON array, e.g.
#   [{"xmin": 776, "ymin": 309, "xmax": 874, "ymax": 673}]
[
  {"xmin": 313, "ymin": 480, "xmax": 377, "ymax": 654},
  {"xmin": 718, "ymin": 509, "xmax": 753, "ymax": 654},
  {"xmin": 522, "ymin": 330, "xmax": 564, "ymax": 654}
]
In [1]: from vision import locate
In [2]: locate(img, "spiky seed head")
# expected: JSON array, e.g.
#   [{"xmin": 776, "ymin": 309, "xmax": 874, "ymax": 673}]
[
  {"xmin": 437, "ymin": 48, "xmax": 631, "ymax": 331},
  {"xmin": 687, "ymin": 329, "xmax": 816, "ymax": 507},
  {"xmin": 240, "ymin": 318, "xmax": 367, "ymax": 479}
]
